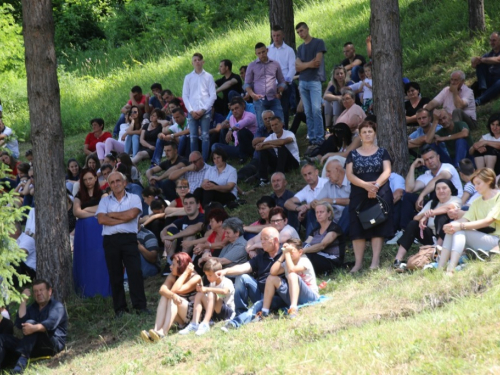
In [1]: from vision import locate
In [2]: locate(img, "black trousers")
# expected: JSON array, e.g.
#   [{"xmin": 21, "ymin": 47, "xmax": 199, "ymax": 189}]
[
  {"xmin": 103, "ymin": 233, "xmax": 146, "ymax": 314},
  {"xmin": 306, "ymin": 253, "xmax": 343, "ymax": 275},
  {"xmin": 398, "ymin": 215, "xmax": 450, "ymax": 251},
  {"xmin": 159, "ymin": 179, "xmax": 177, "ymax": 202},
  {"xmin": 193, "ymin": 187, "xmax": 236, "ymax": 208},
  {"xmin": 258, "ymin": 146, "xmax": 299, "ymax": 180},
  {"xmin": 0, "ymin": 320, "xmax": 61, "ymax": 368}
]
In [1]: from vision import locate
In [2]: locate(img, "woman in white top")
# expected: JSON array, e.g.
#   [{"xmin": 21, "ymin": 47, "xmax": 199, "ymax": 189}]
[
  {"xmin": 469, "ymin": 113, "xmax": 500, "ymax": 170},
  {"xmin": 441, "ymin": 168, "xmax": 500, "ymax": 274},
  {"xmin": 392, "ymin": 179, "xmax": 461, "ymax": 268}
]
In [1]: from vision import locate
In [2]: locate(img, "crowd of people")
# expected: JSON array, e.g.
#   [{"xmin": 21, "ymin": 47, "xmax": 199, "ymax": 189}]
[{"xmin": 0, "ymin": 23, "xmax": 500, "ymax": 373}]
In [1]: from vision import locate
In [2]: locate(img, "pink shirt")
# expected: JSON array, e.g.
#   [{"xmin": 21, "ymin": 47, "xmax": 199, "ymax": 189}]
[
  {"xmin": 336, "ymin": 104, "xmax": 366, "ymax": 132},
  {"xmin": 230, "ymin": 111, "xmax": 257, "ymax": 145},
  {"xmin": 433, "ymin": 85, "xmax": 476, "ymax": 120}
]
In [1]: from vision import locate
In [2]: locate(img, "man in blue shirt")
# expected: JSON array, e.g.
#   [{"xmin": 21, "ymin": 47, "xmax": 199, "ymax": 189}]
[{"xmin": 0, "ymin": 280, "xmax": 67, "ymax": 373}]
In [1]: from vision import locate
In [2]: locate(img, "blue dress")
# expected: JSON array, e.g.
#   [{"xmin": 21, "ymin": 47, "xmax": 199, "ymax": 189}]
[{"xmin": 73, "ymin": 196, "xmax": 112, "ymax": 298}]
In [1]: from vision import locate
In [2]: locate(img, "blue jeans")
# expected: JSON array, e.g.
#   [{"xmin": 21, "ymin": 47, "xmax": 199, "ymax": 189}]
[
  {"xmin": 253, "ymin": 98, "xmax": 284, "ymax": 129},
  {"xmin": 114, "ymin": 114, "xmax": 126, "ymax": 137},
  {"xmin": 124, "ymin": 134, "xmax": 140, "ymax": 156},
  {"xmin": 211, "ymin": 128, "xmax": 254, "ymax": 160},
  {"xmin": 275, "ymin": 276, "xmax": 319, "ymax": 306},
  {"xmin": 476, "ymin": 64, "xmax": 500, "ymax": 105},
  {"xmin": 299, "ymin": 80, "xmax": 324, "ymax": 145},
  {"xmin": 153, "ymin": 135, "xmax": 190, "ymax": 164},
  {"xmin": 452, "ymin": 138, "xmax": 470, "ymax": 168},
  {"xmin": 337, "ymin": 207, "xmax": 350, "ymax": 236},
  {"xmin": 305, "ymin": 209, "xmax": 318, "ymax": 238},
  {"xmin": 350, "ymin": 65, "xmax": 362, "ymax": 83},
  {"xmin": 188, "ymin": 112, "xmax": 211, "ymax": 161},
  {"xmin": 280, "ymin": 85, "xmax": 291, "ymax": 129},
  {"xmin": 151, "ymin": 138, "xmax": 165, "ymax": 166}
]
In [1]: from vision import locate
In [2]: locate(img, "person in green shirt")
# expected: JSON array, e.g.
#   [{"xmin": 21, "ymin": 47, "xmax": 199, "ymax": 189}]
[{"xmin": 425, "ymin": 109, "xmax": 472, "ymax": 167}]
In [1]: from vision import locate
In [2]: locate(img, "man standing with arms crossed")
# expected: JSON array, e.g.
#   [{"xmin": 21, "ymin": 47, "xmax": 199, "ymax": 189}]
[
  {"xmin": 96, "ymin": 171, "xmax": 148, "ymax": 317},
  {"xmin": 295, "ymin": 22, "xmax": 327, "ymax": 149}
]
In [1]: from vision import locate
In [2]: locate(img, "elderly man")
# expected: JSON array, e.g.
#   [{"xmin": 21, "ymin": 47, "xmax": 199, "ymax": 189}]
[
  {"xmin": 472, "ymin": 31, "xmax": 500, "ymax": 106},
  {"xmin": 268, "ymin": 25, "xmax": 296, "ymax": 129},
  {"xmin": 244, "ymin": 42, "xmax": 286, "ymax": 129},
  {"xmin": 96, "ymin": 171, "xmax": 147, "ymax": 317},
  {"xmin": 167, "ymin": 151, "xmax": 210, "ymax": 193},
  {"xmin": 284, "ymin": 162, "xmax": 328, "ymax": 237},
  {"xmin": 425, "ymin": 109, "xmax": 473, "ymax": 167},
  {"xmin": 424, "ymin": 70, "xmax": 477, "ymax": 129},
  {"xmin": 0, "ymin": 280, "xmax": 68, "ymax": 373},
  {"xmin": 312, "ymin": 157, "xmax": 350, "ymax": 234},
  {"xmin": 217, "ymin": 227, "xmax": 286, "ymax": 329}
]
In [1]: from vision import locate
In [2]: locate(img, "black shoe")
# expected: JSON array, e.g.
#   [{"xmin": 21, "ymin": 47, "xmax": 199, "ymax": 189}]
[
  {"xmin": 13, "ymin": 356, "xmax": 28, "ymax": 374},
  {"xmin": 115, "ymin": 308, "xmax": 129, "ymax": 319},
  {"xmin": 136, "ymin": 308, "xmax": 152, "ymax": 315},
  {"xmin": 162, "ymin": 263, "xmax": 171, "ymax": 276}
]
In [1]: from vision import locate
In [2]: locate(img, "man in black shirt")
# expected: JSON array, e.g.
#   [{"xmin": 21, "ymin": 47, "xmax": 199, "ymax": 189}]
[
  {"xmin": 215, "ymin": 59, "xmax": 244, "ymax": 116},
  {"xmin": 270, "ymin": 172, "xmax": 299, "ymax": 231},
  {"xmin": 146, "ymin": 141, "xmax": 188, "ymax": 201},
  {"xmin": 341, "ymin": 42, "xmax": 366, "ymax": 83},
  {"xmin": 0, "ymin": 280, "xmax": 68, "ymax": 373}
]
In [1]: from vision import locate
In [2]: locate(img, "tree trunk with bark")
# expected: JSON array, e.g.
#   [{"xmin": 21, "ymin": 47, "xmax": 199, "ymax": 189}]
[
  {"xmin": 468, "ymin": 0, "xmax": 485, "ymax": 36},
  {"xmin": 268, "ymin": 0, "xmax": 296, "ymax": 50},
  {"xmin": 21, "ymin": 0, "xmax": 72, "ymax": 301},
  {"xmin": 370, "ymin": 0, "xmax": 408, "ymax": 176}
]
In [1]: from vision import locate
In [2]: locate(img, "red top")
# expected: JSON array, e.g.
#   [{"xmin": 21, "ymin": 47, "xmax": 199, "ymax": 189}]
[
  {"xmin": 207, "ymin": 230, "xmax": 225, "ymax": 254},
  {"xmin": 84, "ymin": 132, "xmax": 112, "ymax": 152},
  {"xmin": 163, "ymin": 97, "xmax": 188, "ymax": 114},
  {"xmin": 127, "ymin": 95, "xmax": 147, "ymax": 106},
  {"xmin": 174, "ymin": 197, "xmax": 204, "ymax": 213}
]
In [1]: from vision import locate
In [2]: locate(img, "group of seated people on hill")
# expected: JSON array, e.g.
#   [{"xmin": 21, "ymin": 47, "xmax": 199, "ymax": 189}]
[{"xmin": 1, "ymin": 26, "xmax": 500, "ymax": 373}]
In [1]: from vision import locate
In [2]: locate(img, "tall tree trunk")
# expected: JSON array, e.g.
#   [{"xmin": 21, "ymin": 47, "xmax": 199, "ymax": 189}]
[
  {"xmin": 370, "ymin": 0, "xmax": 408, "ymax": 176},
  {"xmin": 21, "ymin": 0, "xmax": 72, "ymax": 301},
  {"xmin": 268, "ymin": 0, "xmax": 296, "ymax": 50},
  {"xmin": 468, "ymin": 0, "xmax": 485, "ymax": 36}
]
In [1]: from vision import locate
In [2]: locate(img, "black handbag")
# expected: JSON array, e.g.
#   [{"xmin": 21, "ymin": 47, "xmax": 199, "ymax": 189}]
[{"xmin": 355, "ymin": 195, "xmax": 389, "ymax": 230}]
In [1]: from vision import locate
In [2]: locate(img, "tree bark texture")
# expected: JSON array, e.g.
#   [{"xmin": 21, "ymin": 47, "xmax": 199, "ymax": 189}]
[
  {"xmin": 370, "ymin": 0, "xmax": 408, "ymax": 176},
  {"xmin": 468, "ymin": 0, "xmax": 485, "ymax": 36},
  {"xmin": 21, "ymin": 0, "xmax": 72, "ymax": 301},
  {"xmin": 268, "ymin": 0, "xmax": 296, "ymax": 50}
]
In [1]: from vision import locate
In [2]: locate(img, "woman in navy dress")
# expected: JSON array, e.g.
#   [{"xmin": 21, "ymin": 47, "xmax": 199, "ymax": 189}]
[
  {"xmin": 346, "ymin": 120, "xmax": 394, "ymax": 272},
  {"xmin": 73, "ymin": 168, "xmax": 112, "ymax": 297}
]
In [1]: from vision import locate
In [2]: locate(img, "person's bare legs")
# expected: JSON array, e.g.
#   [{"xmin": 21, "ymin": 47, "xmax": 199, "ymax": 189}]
[
  {"xmin": 370, "ymin": 237, "xmax": 383, "ymax": 269},
  {"xmin": 485, "ymin": 155, "xmax": 497, "ymax": 170},
  {"xmin": 191, "ymin": 292, "xmax": 204, "ymax": 324},
  {"xmin": 395, "ymin": 244, "xmax": 407, "ymax": 261},
  {"xmin": 474, "ymin": 156, "xmax": 485, "ymax": 169},
  {"xmin": 351, "ymin": 239, "xmax": 366, "ymax": 273},
  {"xmin": 153, "ymin": 296, "xmax": 168, "ymax": 332},
  {"xmin": 447, "ymin": 250, "xmax": 463, "ymax": 274},
  {"xmin": 262, "ymin": 275, "xmax": 281, "ymax": 310},
  {"xmin": 200, "ymin": 292, "xmax": 215, "ymax": 325},
  {"xmin": 437, "ymin": 247, "xmax": 451, "ymax": 270}
]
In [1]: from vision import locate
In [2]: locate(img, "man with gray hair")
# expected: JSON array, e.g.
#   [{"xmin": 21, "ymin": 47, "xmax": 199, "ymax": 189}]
[
  {"xmin": 96, "ymin": 171, "xmax": 147, "ymax": 317},
  {"xmin": 424, "ymin": 70, "xmax": 477, "ymax": 129},
  {"xmin": 471, "ymin": 31, "xmax": 500, "ymax": 106}
]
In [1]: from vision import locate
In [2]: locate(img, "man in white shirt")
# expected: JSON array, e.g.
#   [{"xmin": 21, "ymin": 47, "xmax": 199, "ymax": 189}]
[
  {"xmin": 284, "ymin": 163, "xmax": 328, "ymax": 237},
  {"xmin": 255, "ymin": 116, "xmax": 299, "ymax": 186},
  {"xmin": 424, "ymin": 70, "xmax": 477, "ymax": 129},
  {"xmin": 267, "ymin": 25, "xmax": 296, "ymax": 129},
  {"xmin": 398, "ymin": 144, "xmax": 463, "ymax": 232},
  {"xmin": 0, "ymin": 119, "xmax": 19, "ymax": 159},
  {"xmin": 182, "ymin": 53, "xmax": 217, "ymax": 162}
]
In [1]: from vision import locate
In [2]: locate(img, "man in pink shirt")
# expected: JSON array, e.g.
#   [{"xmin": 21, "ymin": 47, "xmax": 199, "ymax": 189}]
[
  {"xmin": 211, "ymin": 97, "xmax": 257, "ymax": 163},
  {"xmin": 424, "ymin": 70, "xmax": 477, "ymax": 129}
]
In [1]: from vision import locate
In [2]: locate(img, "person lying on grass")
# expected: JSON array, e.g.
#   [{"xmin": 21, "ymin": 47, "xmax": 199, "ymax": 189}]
[
  {"xmin": 179, "ymin": 258, "xmax": 235, "ymax": 336},
  {"xmin": 257, "ymin": 238, "xmax": 319, "ymax": 319},
  {"xmin": 140, "ymin": 252, "xmax": 201, "ymax": 343}
]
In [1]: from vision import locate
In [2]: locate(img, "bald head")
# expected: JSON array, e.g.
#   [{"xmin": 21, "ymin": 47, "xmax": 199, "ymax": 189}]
[{"xmin": 261, "ymin": 227, "xmax": 280, "ymax": 255}]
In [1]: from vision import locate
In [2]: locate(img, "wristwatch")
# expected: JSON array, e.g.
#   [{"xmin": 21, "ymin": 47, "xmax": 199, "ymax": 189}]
[{"xmin": 333, "ymin": 199, "xmax": 337, "ymax": 205}]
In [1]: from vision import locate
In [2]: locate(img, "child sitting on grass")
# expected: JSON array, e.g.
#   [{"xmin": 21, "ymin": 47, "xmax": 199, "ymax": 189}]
[
  {"xmin": 179, "ymin": 258, "xmax": 235, "ymax": 336},
  {"xmin": 260, "ymin": 238, "xmax": 320, "ymax": 318}
]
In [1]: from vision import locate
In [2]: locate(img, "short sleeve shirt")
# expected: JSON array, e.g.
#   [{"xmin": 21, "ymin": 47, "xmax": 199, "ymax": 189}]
[
  {"xmin": 436, "ymin": 121, "xmax": 473, "ymax": 157},
  {"xmin": 172, "ymin": 213, "xmax": 205, "ymax": 231},
  {"xmin": 218, "ymin": 236, "xmax": 248, "ymax": 267},
  {"xmin": 204, "ymin": 164, "xmax": 238, "ymax": 198},
  {"xmin": 84, "ymin": 132, "xmax": 112, "ymax": 152},
  {"xmin": 95, "ymin": 192, "xmax": 143, "ymax": 235},
  {"xmin": 127, "ymin": 95, "xmax": 146, "ymax": 106},
  {"xmin": 209, "ymin": 277, "xmax": 235, "ymax": 311},
  {"xmin": 216, "ymin": 73, "xmax": 243, "ymax": 102},
  {"xmin": 159, "ymin": 156, "xmax": 188, "ymax": 171},
  {"xmin": 282, "ymin": 255, "xmax": 319, "ymax": 295},
  {"xmin": 297, "ymin": 38, "xmax": 327, "ymax": 82},
  {"xmin": 294, "ymin": 178, "xmax": 328, "ymax": 204},
  {"xmin": 248, "ymin": 250, "xmax": 283, "ymax": 293},
  {"xmin": 464, "ymin": 192, "xmax": 500, "ymax": 236},
  {"xmin": 416, "ymin": 163, "xmax": 463, "ymax": 197},
  {"xmin": 341, "ymin": 54, "xmax": 366, "ymax": 68},
  {"xmin": 264, "ymin": 130, "xmax": 300, "ymax": 163}
]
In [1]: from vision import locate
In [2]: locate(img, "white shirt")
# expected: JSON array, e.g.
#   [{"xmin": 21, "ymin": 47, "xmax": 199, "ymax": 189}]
[
  {"xmin": 282, "ymin": 255, "xmax": 319, "ymax": 295},
  {"xmin": 204, "ymin": 164, "xmax": 238, "ymax": 198},
  {"xmin": 1, "ymin": 125, "xmax": 19, "ymax": 158},
  {"xmin": 295, "ymin": 177, "xmax": 328, "ymax": 204},
  {"xmin": 416, "ymin": 163, "xmax": 463, "ymax": 197},
  {"xmin": 482, "ymin": 133, "xmax": 500, "ymax": 142},
  {"xmin": 389, "ymin": 173, "xmax": 405, "ymax": 193},
  {"xmin": 182, "ymin": 69, "xmax": 217, "ymax": 113},
  {"xmin": 95, "ymin": 192, "xmax": 143, "ymax": 235},
  {"xmin": 263, "ymin": 129, "xmax": 300, "ymax": 163},
  {"xmin": 209, "ymin": 277, "xmax": 235, "ymax": 313},
  {"xmin": 267, "ymin": 42, "xmax": 296, "ymax": 82}
]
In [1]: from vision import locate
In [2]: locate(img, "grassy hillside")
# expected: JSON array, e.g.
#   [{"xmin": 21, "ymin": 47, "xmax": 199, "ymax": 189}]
[{"xmin": 3, "ymin": 0, "xmax": 500, "ymax": 140}]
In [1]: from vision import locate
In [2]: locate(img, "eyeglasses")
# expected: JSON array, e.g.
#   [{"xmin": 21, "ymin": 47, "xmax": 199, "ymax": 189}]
[
  {"xmin": 190, "ymin": 157, "xmax": 202, "ymax": 164},
  {"xmin": 176, "ymin": 185, "xmax": 189, "ymax": 189},
  {"xmin": 270, "ymin": 219, "xmax": 284, "ymax": 224}
]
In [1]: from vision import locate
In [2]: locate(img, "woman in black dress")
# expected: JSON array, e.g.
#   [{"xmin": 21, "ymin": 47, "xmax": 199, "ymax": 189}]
[
  {"xmin": 346, "ymin": 120, "xmax": 393, "ymax": 272},
  {"xmin": 404, "ymin": 82, "xmax": 429, "ymax": 125}
]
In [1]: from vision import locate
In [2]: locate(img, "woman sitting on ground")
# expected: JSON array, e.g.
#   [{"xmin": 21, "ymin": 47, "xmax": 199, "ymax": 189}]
[
  {"xmin": 191, "ymin": 208, "xmax": 230, "ymax": 267},
  {"xmin": 440, "ymin": 168, "xmax": 500, "ymax": 275},
  {"xmin": 140, "ymin": 252, "xmax": 201, "ymax": 343},
  {"xmin": 392, "ymin": 179, "xmax": 461, "ymax": 270},
  {"xmin": 84, "ymin": 118, "xmax": 111, "ymax": 156},
  {"xmin": 469, "ymin": 113, "xmax": 500, "ymax": 170},
  {"xmin": 243, "ymin": 196, "xmax": 276, "ymax": 239},
  {"xmin": 323, "ymin": 65, "xmax": 353, "ymax": 128},
  {"xmin": 132, "ymin": 109, "xmax": 166, "ymax": 165},
  {"xmin": 0, "ymin": 151, "xmax": 21, "ymax": 189},
  {"xmin": 404, "ymin": 82, "xmax": 430, "ymax": 125},
  {"xmin": 303, "ymin": 201, "xmax": 345, "ymax": 275},
  {"xmin": 65, "ymin": 158, "xmax": 81, "ymax": 192},
  {"xmin": 335, "ymin": 90, "xmax": 366, "ymax": 133},
  {"xmin": 123, "ymin": 106, "xmax": 143, "ymax": 158}
]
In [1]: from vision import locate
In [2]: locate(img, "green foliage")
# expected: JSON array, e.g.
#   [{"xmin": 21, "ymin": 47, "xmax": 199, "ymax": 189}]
[
  {"xmin": 0, "ymin": 4, "xmax": 24, "ymax": 76},
  {"xmin": 0, "ymin": 163, "xmax": 31, "ymax": 306}
]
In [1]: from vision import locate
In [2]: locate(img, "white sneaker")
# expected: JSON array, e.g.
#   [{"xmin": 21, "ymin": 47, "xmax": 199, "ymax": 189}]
[
  {"xmin": 386, "ymin": 230, "xmax": 403, "ymax": 245},
  {"xmin": 178, "ymin": 323, "xmax": 198, "ymax": 335},
  {"xmin": 195, "ymin": 322, "xmax": 210, "ymax": 336}
]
